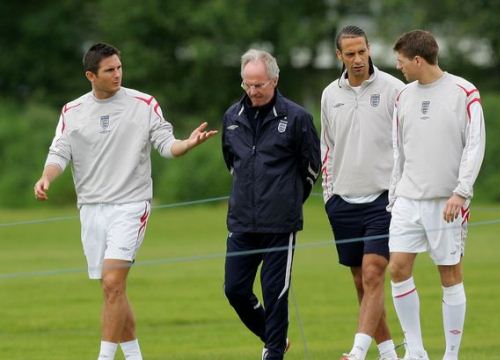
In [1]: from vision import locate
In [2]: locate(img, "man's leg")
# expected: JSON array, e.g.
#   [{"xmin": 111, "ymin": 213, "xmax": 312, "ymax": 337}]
[
  {"xmin": 224, "ymin": 232, "xmax": 266, "ymax": 341},
  {"xmin": 260, "ymin": 232, "xmax": 295, "ymax": 360},
  {"xmin": 120, "ymin": 301, "xmax": 143, "ymax": 360},
  {"xmin": 98, "ymin": 259, "xmax": 133, "ymax": 360},
  {"xmin": 346, "ymin": 255, "xmax": 395, "ymax": 360},
  {"xmin": 439, "ymin": 262, "xmax": 465, "ymax": 360},
  {"xmin": 390, "ymin": 252, "xmax": 428, "ymax": 358},
  {"xmin": 358, "ymin": 254, "xmax": 397, "ymax": 358}
]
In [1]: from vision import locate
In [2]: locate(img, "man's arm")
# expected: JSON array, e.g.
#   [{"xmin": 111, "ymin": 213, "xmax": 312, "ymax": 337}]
[
  {"xmin": 444, "ymin": 92, "xmax": 486, "ymax": 222},
  {"xmin": 170, "ymin": 122, "xmax": 218, "ymax": 157},
  {"xmin": 299, "ymin": 113, "xmax": 321, "ymax": 202},
  {"xmin": 34, "ymin": 164, "xmax": 63, "ymax": 201},
  {"xmin": 387, "ymin": 103, "xmax": 404, "ymax": 212}
]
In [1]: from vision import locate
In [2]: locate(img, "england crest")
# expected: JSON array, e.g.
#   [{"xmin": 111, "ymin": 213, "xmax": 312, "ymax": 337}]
[
  {"xmin": 100, "ymin": 115, "xmax": 110, "ymax": 133},
  {"xmin": 421, "ymin": 101, "xmax": 430, "ymax": 114},
  {"xmin": 278, "ymin": 120, "xmax": 288, "ymax": 133},
  {"xmin": 370, "ymin": 94, "xmax": 380, "ymax": 107}
]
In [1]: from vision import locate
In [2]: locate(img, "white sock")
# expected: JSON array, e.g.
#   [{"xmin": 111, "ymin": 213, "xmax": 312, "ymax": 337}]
[
  {"xmin": 349, "ymin": 332, "xmax": 372, "ymax": 360},
  {"xmin": 391, "ymin": 277, "xmax": 426, "ymax": 355},
  {"xmin": 120, "ymin": 339, "xmax": 143, "ymax": 360},
  {"xmin": 378, "ymin": 339, "xmax": 398, "ymax": 359},
  {"xmin": 442, "ymin": 283, "xmax": 466, "ymax": 360},
  {"xmin": 98, "ymin": 341, "xmax": 118, "ymax": 360}
]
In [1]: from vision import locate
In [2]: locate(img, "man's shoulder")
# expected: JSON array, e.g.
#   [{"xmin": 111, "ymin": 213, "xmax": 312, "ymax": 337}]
[
  {"xmin": 223, "ymin": 100, "xmax": 243, "ymax": 119},
  {"xmin": 375, "ymin": 70, "xmax": 405, "ymax": 90},
  {"xmin": 61, "ymin": 92, "xmax": 92, "ymax": 115},
  {"xmin": 121, "ymin": 87, "xmax": 157, "ymax": 105},
  {"xmin": 321, "ymin": 79, "xmax": 343, "ymax": 97},
  {"xmin": 276, "ymin": 94, "xmax": 311, "ymax": 120},
  {"xmin": 445, "ymin": 73, "xmax": 479, "ymax": 95}
]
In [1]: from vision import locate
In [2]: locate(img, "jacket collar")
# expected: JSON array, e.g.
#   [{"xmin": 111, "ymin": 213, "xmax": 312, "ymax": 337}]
[
  {"xmin": 236, "ymin": 90, "xmax": 287, "ymax": 127},
  {"xmin": 339, "ymin": 65, "xmax": 380, "ymax": 89}
]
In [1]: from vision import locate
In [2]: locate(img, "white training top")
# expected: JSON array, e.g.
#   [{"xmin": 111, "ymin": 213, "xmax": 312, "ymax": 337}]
[
  {"xmin": 320, "ymin": 66, "xmax": 405, "ymax": 203},
  {"xmin": 45, "ymin": 87, "xmax": 177, "ymax": 205},
  {"xmin": 388, "ymin": 72, "xmax": 485, "ymax": 207}
]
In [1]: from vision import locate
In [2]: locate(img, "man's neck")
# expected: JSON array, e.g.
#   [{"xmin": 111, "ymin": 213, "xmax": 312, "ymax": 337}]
[
  {"xmin": 93, "ymin": 88, "xmax": 119, "ymax": 100},
  {"xmin": 418, "ymin": 66, "xmax": 444, "ymax": 85},
  {"xmin": 347, "ymin": 73, "xmax": 370, "ymax": 87}
]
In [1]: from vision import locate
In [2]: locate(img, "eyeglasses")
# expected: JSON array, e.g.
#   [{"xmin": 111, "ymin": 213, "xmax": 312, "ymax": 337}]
[{"xmin": 241, "ymin": 80, "xmax": 273, "ymax": 91}]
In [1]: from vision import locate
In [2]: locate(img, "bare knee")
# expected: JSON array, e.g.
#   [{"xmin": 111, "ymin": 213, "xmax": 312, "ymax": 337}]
[
  {"xmin": 102, "ymin": 274, "xmax": 127, "ymax": 303},
  {"xmin": 388, "ymin": 253, "xmax": 415, "ymax": 282},
  {"xmin": 362, "ymin": 257, "xmax": 387, "ymax": 291},
  {"xmin": 439, "ymin": 263, "xmax": 463, "ymax": 287}
]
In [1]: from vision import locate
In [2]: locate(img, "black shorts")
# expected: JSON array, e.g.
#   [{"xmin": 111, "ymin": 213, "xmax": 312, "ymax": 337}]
[{"xmin": 325, "ymin": 191, "xmax": 391, "ymax": 267}]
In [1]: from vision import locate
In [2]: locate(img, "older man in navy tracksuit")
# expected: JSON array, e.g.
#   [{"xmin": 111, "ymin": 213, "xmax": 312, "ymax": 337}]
[{"xmin": 222, "ymin": 49, "xmax": 321, "ymax": 360}]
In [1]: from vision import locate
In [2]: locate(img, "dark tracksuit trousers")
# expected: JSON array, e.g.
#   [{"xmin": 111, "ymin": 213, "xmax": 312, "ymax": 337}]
[{"xmin": 224, "ymin": 232, "xmax": 296, "ymax": 360}]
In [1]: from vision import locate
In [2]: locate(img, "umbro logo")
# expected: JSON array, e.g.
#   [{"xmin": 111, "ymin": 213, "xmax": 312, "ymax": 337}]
[
  {"xmin": 333, "ymin": 103, "xmax": 345, "ymax": 108},
  {"xmin": 227, "ymin": 125, "xmax": 239, "ymax": 130}
]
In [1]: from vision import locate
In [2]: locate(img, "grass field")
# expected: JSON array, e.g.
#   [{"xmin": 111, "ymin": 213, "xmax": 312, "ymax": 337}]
[{"xmin": 1, "ymin": 196, "xmax": 499, "ymax": 359}]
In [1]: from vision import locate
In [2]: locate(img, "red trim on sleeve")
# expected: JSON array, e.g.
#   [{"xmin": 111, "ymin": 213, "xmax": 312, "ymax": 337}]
[
  {"xmin": 63, "ymin": 103, "xmax": 81, "ymax": 113},
  {"xmin": 134, "ymin": 95, "xmax": 154, "ymax": 105},
  {"xmin": 456, "ymin": 84, "xmax": 479, "ymax": 97},
  {"xmin": 466, "ymin": 98, "xmax": 481, "ymax": 121},
  {"xmin": 153, "ymin": 102, "xmax": 162, "ymax": 119}
]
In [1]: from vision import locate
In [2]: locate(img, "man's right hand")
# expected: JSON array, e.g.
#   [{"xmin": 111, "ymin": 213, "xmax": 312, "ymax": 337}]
[{"xmin": 34, "ymin": 177, "xmax": 50, "ymax": 201}]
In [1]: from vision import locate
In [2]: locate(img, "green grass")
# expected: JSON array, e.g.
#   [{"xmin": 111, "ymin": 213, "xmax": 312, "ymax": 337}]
[{"xmin": 1, "ymin": 197, "xmax": 500, "ymax": 359}]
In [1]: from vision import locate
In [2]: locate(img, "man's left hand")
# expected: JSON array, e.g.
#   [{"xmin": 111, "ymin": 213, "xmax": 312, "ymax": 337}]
[{"xmin": 443, "ymin": 193, "xmax": 466, "ymax": 223}]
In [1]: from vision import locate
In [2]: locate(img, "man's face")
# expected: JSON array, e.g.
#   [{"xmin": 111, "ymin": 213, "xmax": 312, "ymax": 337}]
[
  {"xmin": 86, "ymin": 54, "xmax": 122, "ymax": 99},
  {"xmin": 241, "ymin": 60, "xmax": 277, "ymax": 107},
  {"xmin": 396, "ymin": 52, "xmax": 418, "ymax": 82},
  {"xmin": 336, "ymin": 36, "xmax": 370, "ymax": 84}
]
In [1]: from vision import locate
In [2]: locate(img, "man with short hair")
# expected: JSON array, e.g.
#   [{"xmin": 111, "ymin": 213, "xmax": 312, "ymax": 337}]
[
  {"xmin": 222, "ymin": 48, "xmax": 320, "ymax": 360},
  {"xmin": 388, "ymin": 30, "xmax": 485, "ymax": 360},
  {"xmin": 34, "ymin": 42, "xmax": 217, "ymax": 360},
  {"xmin": 321, "ymin": 25, "xmax": 404, "ymax": 360}
]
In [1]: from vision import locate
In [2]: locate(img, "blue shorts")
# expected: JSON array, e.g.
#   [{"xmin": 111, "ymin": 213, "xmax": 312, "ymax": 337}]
[{"xmin": 325, "ymin": 192, "xmax": 391, "ymax": 267}]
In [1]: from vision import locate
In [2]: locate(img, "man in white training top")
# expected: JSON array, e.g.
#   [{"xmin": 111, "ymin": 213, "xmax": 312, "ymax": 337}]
[
  {"xmin": 34, "ymin": 43, "xmax": 217, "ymax": 360},
  {"xmin": 321, "ymin": 25, "xmax": 404, "ymax": 360},
  {"xmin": 388, "ymin": 30, "xmax": 485, "ymax": 360}
]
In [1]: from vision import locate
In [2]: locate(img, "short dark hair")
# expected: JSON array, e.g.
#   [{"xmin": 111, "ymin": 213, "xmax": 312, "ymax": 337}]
[
  {"xmin": 393, "ymin": 30, "xmax": 439, "ymax": 65},
  {"xmin": 83, "ymin": 43, "xmax": 121, "ymax": 74},
  {"xmin": 335, "ymin": 25, "xmax": 369, "ymax": 51}
]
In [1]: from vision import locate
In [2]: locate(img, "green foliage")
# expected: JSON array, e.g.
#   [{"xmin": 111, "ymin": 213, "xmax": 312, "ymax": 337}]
[
  {"xmin": 1, "ymin": 1, "xmax": 500, "ymax": 207},
  {"xmin": 0, "ymin": 100, "xmax": 76, "ymax": 207},
  {"xmin": 152, "ymin": 129, "xmax": 231, "ymax": 203}
]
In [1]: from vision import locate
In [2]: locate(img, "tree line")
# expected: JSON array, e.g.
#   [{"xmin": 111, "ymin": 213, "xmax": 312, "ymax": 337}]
[{"xmin": 0, "ymin": 0, "xmax": 499, "ymax": 207}]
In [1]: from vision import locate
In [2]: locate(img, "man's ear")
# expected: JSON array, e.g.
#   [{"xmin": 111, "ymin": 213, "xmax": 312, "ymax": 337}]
[
  {"xmin": 85, "ymin": 70, "xmax": 96, "ymax": 83},
  {"xmin": 336, "ymin": 49, "xmax": 342, "ymax": 61}
]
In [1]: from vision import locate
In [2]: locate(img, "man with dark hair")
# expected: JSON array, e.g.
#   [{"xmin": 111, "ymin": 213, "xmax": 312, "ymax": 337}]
[
  {"xmin": 222, "ymin": 48, "xmax": 320, "ymax": 360},
  {"xmin": 34, "ymin": 42, "xmax": 217, "ymax": 360},
  {"xmin": 388, "ymin": 30, "xmax": 485, "ymax": 360},
  {"xmin": 321, "ymin": 25, "xmax": 404, "ymax": 360}
]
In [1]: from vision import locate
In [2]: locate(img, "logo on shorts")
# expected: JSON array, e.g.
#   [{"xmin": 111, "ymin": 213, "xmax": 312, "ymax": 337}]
[
  {"xmin": 227, "ymin": 124, "xmax": 238, "ymax": 130},
  {"xmin": 278, "ymin": 120, "xmax": 288, "ymax": 133},
  {"xmin": 370, "ymin": 94, "xmax": 381, "ymax": 107},
  {"xmin": 100, "ymin": 115, "xmax": 111, "ymax": 134},
  {"xmin": 421, "ymin": 101, "xmax": 431, "ymax": 114}
]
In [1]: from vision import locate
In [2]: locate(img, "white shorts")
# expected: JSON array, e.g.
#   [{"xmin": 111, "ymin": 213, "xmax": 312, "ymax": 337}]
[
  {"xmin": 389, "ymin": 197, "xmax": 469, "ymax": 265},
  {"xmin": 79, "ymin": 201, "xmax": 151, "ymax": 279}
]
